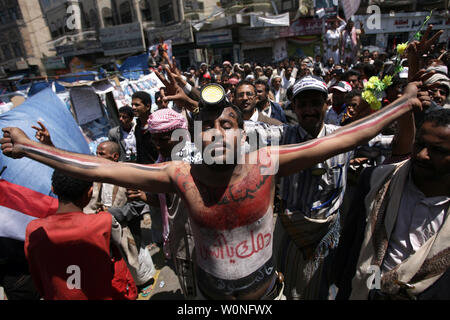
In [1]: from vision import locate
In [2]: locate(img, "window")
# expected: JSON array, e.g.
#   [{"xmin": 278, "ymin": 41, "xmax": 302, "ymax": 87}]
[
  {"xmin": 140, "ymin": 0, "xmax": 152, "ymax": 21},
  {"xmin": 0, "ymin": 11, "xmax": 6, "ymax": 24},
  {"xmin": 281, "ymin": 0, "xmax": 299, "ymax": 12},
  {"xmin": 57, "ymin": 18, "xmax": 64, "ymax": 36},
  {"xmin": 11, "ymin": 42, "xmax": 23, "ymax": 58},
  {"xmin": 120, "ymin": 1, "xmax": 132, "ymax": 24},
  {"xmin": 89, "ymin": 9, "xmax": 99, "ymax": 29},
  {"xmin": 102, "ymin": 7, "xmax": 114, "ymax": 26},
  {"xmin": 41, "ymin": 0, "xmax": 51, "ymax": 9},
  {"xmin": 78, "ymin": 3, "xmax": 90, "ymax": 28},
  {"xmin": 1, "ymin": 45, "xmax": 12, "ymax": 60},
  {"xmin": 7, "ymin": 6, "xmax": 21, "ymax": 20},
  {"xmin": 49, "ymin": 21, "xmax": 58, "ymax": 37},
  {"xmin": 159, "ymin": 3, "xmax": 174, "ymax": 25}
]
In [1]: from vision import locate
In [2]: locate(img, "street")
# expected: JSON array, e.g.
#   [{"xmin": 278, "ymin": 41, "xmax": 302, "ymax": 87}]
[{"xmin": 138, "ymin": 213, "xmax": 184, "ymax": 300}]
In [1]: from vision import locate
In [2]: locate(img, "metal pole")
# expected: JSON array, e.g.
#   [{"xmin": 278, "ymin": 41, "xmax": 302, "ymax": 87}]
[{"xmin": 271, "ymin": 0, "xmax": 279, "ymax": 15}]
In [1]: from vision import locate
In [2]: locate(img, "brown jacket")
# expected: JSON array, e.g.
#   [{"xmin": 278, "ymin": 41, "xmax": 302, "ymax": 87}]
[{"xmin": 257, "ymin": 112, "xmax": 283, "ymax": 126}]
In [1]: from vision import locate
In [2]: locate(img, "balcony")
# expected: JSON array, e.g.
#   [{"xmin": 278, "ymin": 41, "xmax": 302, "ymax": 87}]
[
  {"xmin": 46, "ymin": 29, "xmax": 102, "ymax": 57},
  {"xmin": 47, "ymin": 29, "xmax": 98, "ymax": 50}
]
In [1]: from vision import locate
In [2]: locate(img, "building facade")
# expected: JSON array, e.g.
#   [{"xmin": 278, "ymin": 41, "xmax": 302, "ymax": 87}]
[
  {"xmin": 0, "ymin": 0, "xmax": 54, "ymax": 77},
  {"xmin": 2, "ymin": 0, "xmax": 448, "ymax": 77}
]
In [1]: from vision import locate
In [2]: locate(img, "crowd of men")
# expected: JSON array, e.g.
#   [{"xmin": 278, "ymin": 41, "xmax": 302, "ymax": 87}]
[{"xmin": 0, "ymin": 21, "xmax": 449, "ymax": 300}]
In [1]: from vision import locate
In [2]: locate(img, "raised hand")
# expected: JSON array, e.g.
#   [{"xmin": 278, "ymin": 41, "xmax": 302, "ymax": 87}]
[
  {"xmin": 0, "ymin": 127, "xmax": 30, "ymax": 159},
  {"xmin": 126, "ymin": 189, "xmax": 148, "ymax": 202},
  {"xmin": 154, "ymin": 65, "xmax": 199, "ymax": 111},
  {"xmin": 404, "ymin": 69, "xmax": 438, "ymax": 112},
  {"xmin": 31, "ymin": 121, "xmax": 53, "ymax": 146},
  {"xmin": 407, "ymin": 25, "xmax": 444, "ymax": 81}
]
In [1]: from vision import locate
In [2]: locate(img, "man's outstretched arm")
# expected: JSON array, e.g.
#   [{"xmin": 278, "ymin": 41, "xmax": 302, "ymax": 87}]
[
  {"xmin": 275, "ymin": 81, "xmax": 425, "ymax": 177},
  {"xmin": 0, "ymin": 127, "xmax": 175, "ymax": 194}
]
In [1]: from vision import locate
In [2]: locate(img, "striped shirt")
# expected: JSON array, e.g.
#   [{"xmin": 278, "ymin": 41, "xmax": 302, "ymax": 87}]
[{"xmin": 280, "ymin": 124, "xmax": 353, "ymax": 219}]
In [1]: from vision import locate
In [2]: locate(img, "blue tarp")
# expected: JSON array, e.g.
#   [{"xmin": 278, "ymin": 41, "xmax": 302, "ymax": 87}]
[
  {"xmin": 27, "ymin": 81, "xmax": 66, "ymax": 97},
  {"xmin": 118, "ymin": 53, "xmax": 149, "ymax": 80},
  {"xmin": 0, "ymin": 88, "xmax": 91, "ymax": 197},
  {"xmin": 59, "ymin": 71, "xmax": 98, "ymax": 83}
]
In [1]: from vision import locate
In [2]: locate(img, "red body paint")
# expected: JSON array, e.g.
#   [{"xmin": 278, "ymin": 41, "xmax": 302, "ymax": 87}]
[{"xmin": 174, "ymin": 164, "xmax": 273, "ymax": 231}]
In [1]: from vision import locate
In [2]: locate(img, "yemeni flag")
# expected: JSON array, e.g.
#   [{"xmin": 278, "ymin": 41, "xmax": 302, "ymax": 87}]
[
  {"xmin": 0, "ymin": 88, "xmax": 90, "ymax": 242},
  {"xmin": 0, "ymin": 179, "xmax": 58, "ymax": 241}
]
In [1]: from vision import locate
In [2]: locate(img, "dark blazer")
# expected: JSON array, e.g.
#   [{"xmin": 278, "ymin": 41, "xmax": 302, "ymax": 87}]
[
  {"xmin": 134, "ymin": 118, "xmax": 158, "ymax": 164},
  {"xmin": 270, "ymin": 101, "xmax": 287, "ymax": 124}
]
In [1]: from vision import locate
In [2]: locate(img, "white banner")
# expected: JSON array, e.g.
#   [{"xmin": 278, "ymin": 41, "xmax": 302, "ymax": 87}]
[
  {"xmin": 354, "ymin": 12, "xmax": 450, "ymax": 34},
  {"xmin": 250, "ymin": 12, "xmax": 290, "ymax": 28}
]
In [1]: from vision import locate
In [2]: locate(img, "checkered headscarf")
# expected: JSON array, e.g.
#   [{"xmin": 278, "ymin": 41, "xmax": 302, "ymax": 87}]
[{"xmin": 147, "ymin": 108, "xmax": 188, "ymax": 134}]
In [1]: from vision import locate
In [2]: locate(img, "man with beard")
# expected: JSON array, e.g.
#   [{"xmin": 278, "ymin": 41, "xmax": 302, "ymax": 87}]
[
  {"xmin": 282, "ymin": 67, "xmax": 296, "ymax": 90},
  {"xmin": 255, "ymin": 79, "xmax": 287, "ymax": 124},
  {"xmin": 1, "ymin": 76, "xmax": 429, "ymax": 300},
  {"xmin": 273, "ymin": 75, "xmax": 355, "ymax": 300},
  {"xmin": 333, "ymin": 108, "xmax": 450, "ymax": 300},
  {"xmin": 271, "ymin": 76, "xmax": 287, "ymax": 107},
  {"xmin": 273, "ymin": 72, "xmax": 434, "ymax": 300},
  {"xmin": 424, "ymin": 72, "xmax": 450, "ymax": 108}
]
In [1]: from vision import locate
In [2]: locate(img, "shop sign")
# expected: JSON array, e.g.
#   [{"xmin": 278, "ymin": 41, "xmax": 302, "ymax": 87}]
[
  {"xmin": 16, "ymin": 60, "xmax": 29, "ymax": 70},
  {"xmin": 44, "ymin": 56, "xmax": 66, "ymax": 70},
  {"xmin": 100, "ymin": 23, "xmax": 145, "ymax": 56},
  {"xmin": 56, "ymin": 40, "xmax": 102, "ymax": 57},
  {"xmin": 239, "ymin": 26, "xmax": 280, "ymax": 42},
  {"xmin": 354, "ymin": 12, "xmax": 450, "ymax": 34},
  {"xmin": 148, "ymin": 21, "xmax": 194, "ymax": 46},
  {"xmin": 279, "ymin": 18, "xmax": 324, "ymax": 37},
  {"xmin": 196, "ymin": 29, "xmax": 233, "ymax": 46}
]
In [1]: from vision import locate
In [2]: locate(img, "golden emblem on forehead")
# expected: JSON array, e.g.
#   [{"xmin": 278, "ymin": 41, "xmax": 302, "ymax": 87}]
[{"xmin": 201, "ymin": 84, "xmax": 225, "ymax": 104}]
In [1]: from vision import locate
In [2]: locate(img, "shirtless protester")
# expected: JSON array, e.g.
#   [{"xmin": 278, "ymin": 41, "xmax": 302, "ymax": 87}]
[{"xmin": 1, "ymin": 80, "xmax": 427, "ymax": 300}]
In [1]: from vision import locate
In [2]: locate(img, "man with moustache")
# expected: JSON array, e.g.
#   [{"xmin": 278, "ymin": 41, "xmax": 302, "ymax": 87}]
[
  {"xmin": 254, "ymin": 79, "xmax": 287, "ymax": 124},
  {"xmin": 235, "ymin": 80, "xmax": 283, "ymax": 126},
  {"xmin": 273, "ymin": 73, "xmax": 433, "ymax": 300},
  {"xmin": 271, "ymin": 76, "xmax": 287, "ymax": 107},
  {"xmin": 274, "ymin": 75, "xmax": 356, "ymax": 300},
  {"xmin": 333, "ymin": 108, "xmax": 450, "ymax": 300},
  {"xmin": 1, "ymin": 77, "xmax": 429, "ymax": 300}
]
